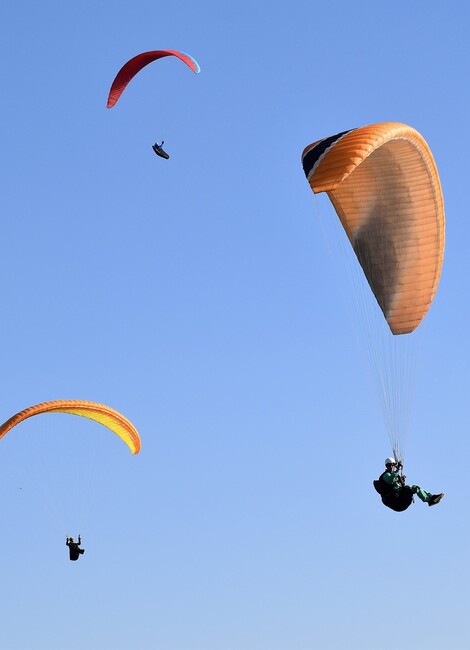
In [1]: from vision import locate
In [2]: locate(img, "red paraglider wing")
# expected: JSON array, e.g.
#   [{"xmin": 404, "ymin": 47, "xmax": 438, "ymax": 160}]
[{"xmin": 107, "ymin": 49, "xmax": 200, "ymax": 108}]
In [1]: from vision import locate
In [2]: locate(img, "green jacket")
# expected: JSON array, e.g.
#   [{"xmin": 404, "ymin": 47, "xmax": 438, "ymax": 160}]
[
  {"xmin": 381, "ymin": 469, "xmax": 403, "ymax": 492},
  {"xmin": 376, "ymin": 469, "xmax": 413, "ymax": 511}
]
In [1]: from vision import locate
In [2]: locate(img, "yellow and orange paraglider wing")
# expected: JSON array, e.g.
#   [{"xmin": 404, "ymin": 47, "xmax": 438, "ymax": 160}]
[
  {"xmin": 0, "ymin": 400, "xmax": 141, "ymax": 454},
  {"xmin": 302, "ymin": 122, "xmax": 445, "ymax": 335}
]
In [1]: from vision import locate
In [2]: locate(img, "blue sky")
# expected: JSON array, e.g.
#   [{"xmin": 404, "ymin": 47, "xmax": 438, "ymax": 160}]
[{"xmin": 0, "ymin": 1, "xmax": 469, "ymax": 649}]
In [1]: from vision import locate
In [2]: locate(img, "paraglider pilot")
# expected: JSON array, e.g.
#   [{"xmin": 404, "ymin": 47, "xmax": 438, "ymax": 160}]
[
  {"xmin": 66, "ymin": 535, "xmax": 85, "ymax": 561},
  {"xmin": 374, "ymin": 458, "xmax": 444, "ymax": 512},
  {"xmin": 152, "ymin": 141, "xmax": 170, "ymax": 159}
]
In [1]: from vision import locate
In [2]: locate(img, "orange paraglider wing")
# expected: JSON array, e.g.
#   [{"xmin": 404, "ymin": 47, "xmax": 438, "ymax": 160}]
[
  {"xmin": 107, "ymin": 49, "xmax": 200, "ymax": 108},
  {"xmin": 0, "ymin": 400, "xmax": 141, "ymax": 454},
  {"xmin": 302, "ymin": 122, "xmax": 445, "ymax": 334}
]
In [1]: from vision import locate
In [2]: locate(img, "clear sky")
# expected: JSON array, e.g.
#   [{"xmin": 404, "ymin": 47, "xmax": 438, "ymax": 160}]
[{"xmin": 0, "ymin": 1, "xmax": 468, "ymax": 649}]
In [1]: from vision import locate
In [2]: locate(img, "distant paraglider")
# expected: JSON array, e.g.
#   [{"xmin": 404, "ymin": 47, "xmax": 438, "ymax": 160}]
[
  {"xmin": 1, "ymin": 400, "xmax": 140, "ymax": 556},
  {"xmin": 107, "ymin": 49, "xmax": 200, "ymax": 158}
]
